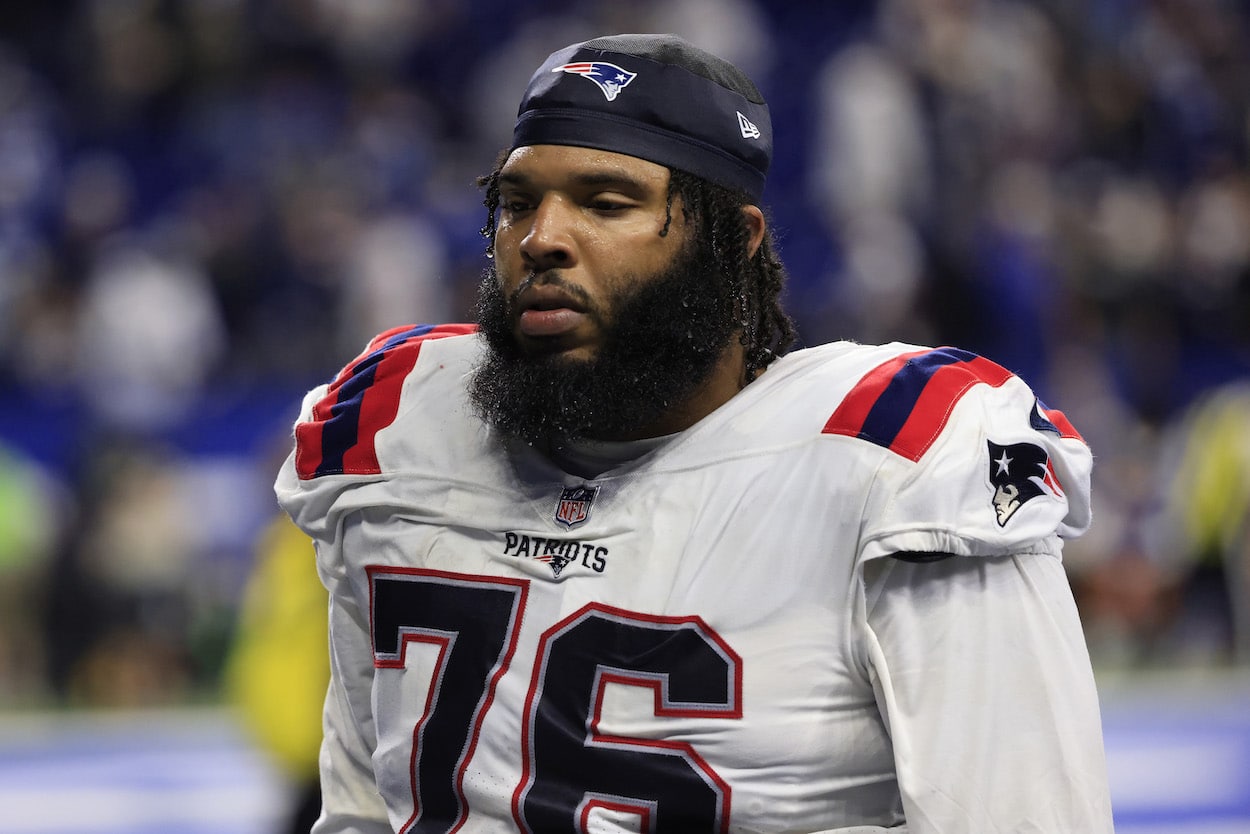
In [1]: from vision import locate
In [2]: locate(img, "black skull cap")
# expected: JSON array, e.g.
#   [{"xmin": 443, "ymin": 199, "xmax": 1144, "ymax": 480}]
[{"xmin": 511, "ymin": 34, "xmax": 772, "ymax": 201}]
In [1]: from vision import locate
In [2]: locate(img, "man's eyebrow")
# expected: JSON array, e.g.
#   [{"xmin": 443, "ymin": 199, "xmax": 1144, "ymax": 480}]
[
  {"xmin": 497, "ymin": 169, "xmax": 653, "ymax": 191},
  {"xmin": 569, "ymin": 170, "xmax": 651, "ymax": 189}
]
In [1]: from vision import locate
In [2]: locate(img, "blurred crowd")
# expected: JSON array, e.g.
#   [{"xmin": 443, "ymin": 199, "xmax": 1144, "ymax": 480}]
[{"xmin": 0, "ymin": 0, "xmax": 1247, "ymax": 711}]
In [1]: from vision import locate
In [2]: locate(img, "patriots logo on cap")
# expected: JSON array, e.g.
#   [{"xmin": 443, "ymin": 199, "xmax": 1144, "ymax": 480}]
[
  {"xmin": 552, "ymin": 62, "xmax": 637, "ymax": 101},
  {"xmin": 987, "ymin": 440, "xmax": 1063, "ymax": 526}
]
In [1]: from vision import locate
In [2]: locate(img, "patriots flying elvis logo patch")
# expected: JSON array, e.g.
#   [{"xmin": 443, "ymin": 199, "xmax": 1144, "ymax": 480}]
[
  {"xmin": 987, "ymin": 440, "xmax": 1064, "ymax": 526},
  {"xmin": 553, "ymin": 62, "xmax": 637, "ymax": 101}
]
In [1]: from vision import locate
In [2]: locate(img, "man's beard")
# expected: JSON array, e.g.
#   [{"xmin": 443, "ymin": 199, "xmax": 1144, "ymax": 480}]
[{"xmin": 468, "ymin": 240, "xmax": 738, "ymax": 444}]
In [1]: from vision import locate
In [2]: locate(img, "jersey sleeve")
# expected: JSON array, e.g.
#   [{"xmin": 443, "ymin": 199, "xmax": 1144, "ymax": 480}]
[
  {"xmin": 824, "ymin": 347, "xmax": 1093, "ymax": 561},
  {"xmin": 293, "ymin": 323, "xmax": 478, "ymax": 481},
  {"xmin": 312, "ymin": 574, "xmax": 394, "ymax": 834},
  {"xmin": 275, "ymin": 323, "xmax": 477, "ymax": 541},
  {"xmin": 857, "ymin": 551, "xmax": 1114, "ymax": 832},
  {"xmin": 273, "ymin": 323, "xmax": 478, "ymax": 833}
]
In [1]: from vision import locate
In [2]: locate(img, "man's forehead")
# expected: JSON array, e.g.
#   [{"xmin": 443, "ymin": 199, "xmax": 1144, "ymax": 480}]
[{"xmin": 500, "ymin": 145, "xmax": 670, "ymax": 190}]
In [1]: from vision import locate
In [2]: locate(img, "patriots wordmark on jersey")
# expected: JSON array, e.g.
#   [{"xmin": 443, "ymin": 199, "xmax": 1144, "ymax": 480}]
[{"xmin": 276, "ymin": 325, "xmax": 1112, "ymax": 834}]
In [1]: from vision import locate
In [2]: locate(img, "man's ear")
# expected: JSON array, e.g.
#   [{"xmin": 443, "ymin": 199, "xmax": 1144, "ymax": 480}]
[{"xmin": 742, "ymin": 205, "xmax": 766, "ymax": 258}]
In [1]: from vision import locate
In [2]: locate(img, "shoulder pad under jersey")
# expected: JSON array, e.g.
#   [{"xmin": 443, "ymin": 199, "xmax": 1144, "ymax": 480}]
[
  {"xmin": 821, "ymin": 346, "xmax": 1072, "ymax": 460},
  {"xmin": 821, "ymin": 346, "xmax": 1091, "ymax": 555},
  {"xmin": 294, "ymin": 323, "xmax": 477, "ymax": 480}
]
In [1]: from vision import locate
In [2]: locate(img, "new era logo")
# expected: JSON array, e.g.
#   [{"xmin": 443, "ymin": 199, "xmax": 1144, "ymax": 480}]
[{"xmin": 737, "ymin": 111, "xmax": 761, "ymax": 139}]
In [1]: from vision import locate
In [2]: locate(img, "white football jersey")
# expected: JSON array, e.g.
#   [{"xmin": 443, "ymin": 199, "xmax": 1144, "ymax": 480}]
[{"xmin": 276, "ymin": 324, "xmax": 1113, "ymax": 834}]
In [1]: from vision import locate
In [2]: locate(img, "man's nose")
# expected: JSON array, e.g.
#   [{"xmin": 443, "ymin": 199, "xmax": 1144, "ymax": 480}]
[{"xmin": 519, "ymin": 196, "xmax": 576, "ymax": 271}]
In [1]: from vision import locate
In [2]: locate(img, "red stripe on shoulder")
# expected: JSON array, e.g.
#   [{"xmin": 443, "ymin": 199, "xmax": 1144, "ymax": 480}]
[
  {"xmin": 823, "ymin": 347, "xmax": 1015, "ymax": 462},
  {"xmin": 823, "ymin": 349, "xmax": 931, "ymax": 440},
  {"xmin": 295, "ymin": 323, "xmax": 477, "ymax": 479},
  {"xmin": 892, "ymin": 355, "xmax": 1014, "ymax": 460},
  {"xmin": 343, "ymin": 326, "xmax": 476, "ymax": 478},
  {"xmin": 295, "ymin": 421, "xmax": 326, "ymax": 481},
  {"xmin": 1042, "ymin": 406, "xmax": 1083, "ymax": 441}
]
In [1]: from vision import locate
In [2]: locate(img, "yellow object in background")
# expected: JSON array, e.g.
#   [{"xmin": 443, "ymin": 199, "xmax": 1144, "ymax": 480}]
[
  {"xmin": 226, "ymin": 514, "xmax": 328, "ymax": 783},
  {"xmin": 1171, "ymin": 384, "xmax": 1250, "ymax": 562}
]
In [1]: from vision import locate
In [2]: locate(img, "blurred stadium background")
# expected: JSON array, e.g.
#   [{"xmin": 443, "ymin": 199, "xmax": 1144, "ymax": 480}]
[{"xmin": 0, "ymin": 0, "xmax": 1248, "ymax": 832}]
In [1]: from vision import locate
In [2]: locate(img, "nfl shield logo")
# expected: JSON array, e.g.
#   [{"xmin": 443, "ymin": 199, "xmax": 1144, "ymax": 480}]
[{"xmin": 554, "ymin": 485, "xmax": 598, "ymax": 529}]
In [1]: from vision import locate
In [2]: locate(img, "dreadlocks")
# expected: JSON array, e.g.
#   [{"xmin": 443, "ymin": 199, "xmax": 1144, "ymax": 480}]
[{"xmin": 477, "ymin": 160, "xmax": 796, "ymax": 381}]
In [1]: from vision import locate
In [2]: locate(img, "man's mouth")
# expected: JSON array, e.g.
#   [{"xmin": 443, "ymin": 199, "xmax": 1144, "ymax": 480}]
[{"xmin": 515, "ymin": 283, "xmax": 590, "ymax": 339}]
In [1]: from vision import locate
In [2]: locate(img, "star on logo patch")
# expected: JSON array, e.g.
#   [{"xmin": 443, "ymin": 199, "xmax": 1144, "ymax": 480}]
[{"xmin": 987, "ymin": 440, "xmax": 1060, "ymax": 526}]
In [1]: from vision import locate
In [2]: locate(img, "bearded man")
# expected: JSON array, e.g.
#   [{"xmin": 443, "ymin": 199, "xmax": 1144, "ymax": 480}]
[{"xmin": 277, "ymin": 33, "xmax": 1113, "ymax": 834}]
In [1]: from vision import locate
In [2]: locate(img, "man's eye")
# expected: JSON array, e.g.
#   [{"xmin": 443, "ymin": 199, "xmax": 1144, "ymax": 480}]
[
  {"xmin": 588, "ymin": 198, "xmax": 629, "ymax": 211},
  {"xmin": 502, "ymin": 199, "xmax": 532, "ymax": 213}
]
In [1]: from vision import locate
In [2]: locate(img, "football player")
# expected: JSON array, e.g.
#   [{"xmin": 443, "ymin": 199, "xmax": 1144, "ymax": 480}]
[{"xmin": 277, "ymin": 33, "xmax": 1114, "ymax": 834}]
